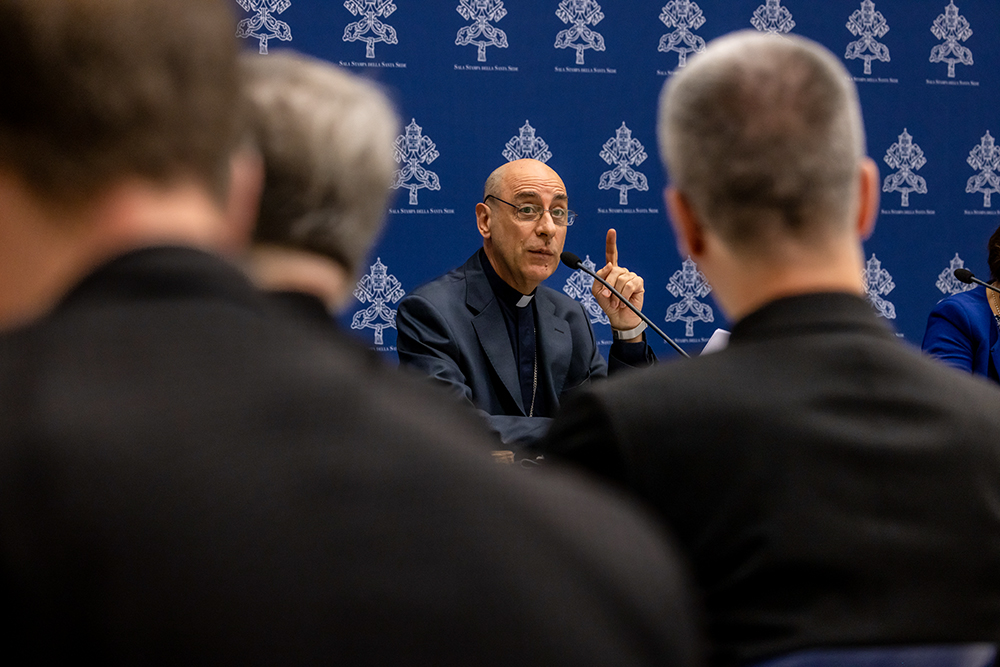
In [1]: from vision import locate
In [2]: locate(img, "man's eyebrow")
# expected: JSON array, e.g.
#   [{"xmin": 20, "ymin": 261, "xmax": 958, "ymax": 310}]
[
  {"xmin": 513, "ymin": 190, "xmax": 569, "ymax": 201},
  {"xmin": 512, "ymin": 190, "xmax": 540, "ymax": 200}
]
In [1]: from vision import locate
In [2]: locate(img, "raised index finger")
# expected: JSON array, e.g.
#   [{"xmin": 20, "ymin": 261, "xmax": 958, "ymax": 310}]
[{"xmin": 605, "ymin": 228, "xmax": 618, "ymax": 267}]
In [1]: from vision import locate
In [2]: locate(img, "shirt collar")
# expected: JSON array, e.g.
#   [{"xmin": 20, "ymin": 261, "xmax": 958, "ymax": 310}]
[{"xmin": 479, "ymin": 248, "xmax": 535, "ymax": 309}]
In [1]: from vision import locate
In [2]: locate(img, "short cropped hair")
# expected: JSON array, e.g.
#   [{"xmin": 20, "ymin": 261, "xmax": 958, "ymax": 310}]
[
  {"xmin": 484, "ymin": 167, "xmax": 505, "ymax": 201},
  {"xmin": 658, "ymin": 31, "xmax": 866, "ymax": 251},
  {"xmin": 0, "ymin": 0, "xmax": 242, "ymax": 204},
  {"xmin": 242, "ymin": 51, "xmax": 400, "ymax": 275}
]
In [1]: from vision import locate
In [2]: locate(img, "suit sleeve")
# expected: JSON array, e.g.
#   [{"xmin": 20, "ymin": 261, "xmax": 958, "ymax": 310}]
[
  {"xmin": 483, "ymin": 415, "xmax": 553, "ymax": 446},
  {"xmin": 922, "ymin": 297, "xmax": 977, "ymax": 373},
  {"xmin": 560, "ymin": 299, "xmax": 656, "ymax": 386},
  {"xmin": 608, "ymin": 339, "xmax": 656, "ymax": 374},
  {"xmin": 396, "ymin": 292, "xmax": 477, "ymax": 405},
  {"xmin": 396, "ymin": 293, "xmax": 550, "ymax": 446}
]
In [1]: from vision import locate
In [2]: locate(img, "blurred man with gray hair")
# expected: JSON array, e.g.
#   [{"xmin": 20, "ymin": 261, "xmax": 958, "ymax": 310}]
[
  {"xmin": 241, "ymin": 51, "xmax": 398, "ymax": 320},
  {"xmin": 545, "ymin": 30, "xmax": 1000, "ymax": 666},
  {"xmin": 0, "ymin": 3, "xmax": 703, "ymax": 660}
]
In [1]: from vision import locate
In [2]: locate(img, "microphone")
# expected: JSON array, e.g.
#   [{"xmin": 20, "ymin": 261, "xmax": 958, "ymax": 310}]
[
  {"xmin": 561, "ymin": 251, "xmax": 690, "ymax": 358},
  {"xmin": 953, "ymin": 268, "xmax": 1000, "ymax": 295}
]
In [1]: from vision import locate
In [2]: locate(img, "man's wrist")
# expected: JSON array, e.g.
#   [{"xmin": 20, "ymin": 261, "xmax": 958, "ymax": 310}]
[{"xmin": 612, "ymin": 321, "xmax": 647, "ymax": 341}]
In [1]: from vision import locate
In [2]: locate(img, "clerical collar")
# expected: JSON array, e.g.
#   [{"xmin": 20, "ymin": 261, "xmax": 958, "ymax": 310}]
[{"xmin": 479, "ymin": 249, "xmax": 535, "ymax": 309}]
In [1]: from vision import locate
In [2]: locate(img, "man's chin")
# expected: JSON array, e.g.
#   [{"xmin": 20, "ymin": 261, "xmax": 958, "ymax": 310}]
[{"xmin": 531, "ymin": 263, "xmax": 559, "ymax": 284}]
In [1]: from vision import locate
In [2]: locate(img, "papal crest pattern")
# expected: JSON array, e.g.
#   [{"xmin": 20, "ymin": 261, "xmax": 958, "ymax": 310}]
[
  {"xmin": 562, "ymin": 255, "xmax": 610, "ymax": 326},
  {"xmin": 392, "ymin": 119, "xmax": 441, "ymax": 206},
  {"xmin": 882, "ymin": 129, "xmax": 927, "ymax": 208},
  {"xmin": 235, "ymin": 0, "xmax": 292, "ymax": 55},
  {"xmin": 863, "ymin": 254, "xmax": 897, "ymax": 319},
  {"xmin": 936, "ymin": 254, "xmax": 975, "ymax": 295},
  {"xmin": 351, "ymin": 258, "xmax": 405, "ymax": 346},
  {"xmin": 456, "ymin": 0, "xmax": 508, "ymax": 63},
  {"xmin": 665, "ymin": 257, "xmax": 713, "ymax": 337},
  {"xmin": 751, "ymin": 0, "xmax": 794, "ymax": 35},
  {"xmin": 555, "ymin": 0, "xmax": 606, "ymax": 65},
  {"xmin": 598, "ymin": 123, "xmax": 648, "ymax": 206},
  {"xmin": 930, "ymin": 1, "xmax": 973, "ymax": 78},
  {"xmin": 312, "ymin": 0, "xmax": 1000, "ymax": 351},
  {"xmin": 503, "ymin": 121, "xmax": 552, "ymax": 163},
  {"xmin": 658, "ymin": 1, "xmax": 707, "ymax": 70},
  {"xmin": 966, "ymin": 131, "xmax": 1000, "ymax": 208},
  {"xmin": 343, "ymin": 0, "xmax": 398, "ymax": 59},
  {"xmin": 845, "ymin": 0, "xmax": 890, "ymax": 75}
]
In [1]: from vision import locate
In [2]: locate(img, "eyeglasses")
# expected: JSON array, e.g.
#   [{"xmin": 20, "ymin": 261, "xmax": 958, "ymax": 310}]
[{"xmin": 484, "ymin": 194, "xmax": 576, "ymax": 227}]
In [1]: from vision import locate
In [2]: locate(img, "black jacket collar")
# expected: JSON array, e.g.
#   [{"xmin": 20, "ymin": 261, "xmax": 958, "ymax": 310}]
[
  {"xmin": 731, "ymin": 292, "xmax": 897, "ymax": 344},
  {"xmin": 56, "ymin": 246, "xmax": 265, "ymax": 315}
]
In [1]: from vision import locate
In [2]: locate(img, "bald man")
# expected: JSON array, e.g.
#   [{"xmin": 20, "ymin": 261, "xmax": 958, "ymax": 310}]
[{"xmin": 396, "ymin": 159, "xmax": 655, "ymax": 445}]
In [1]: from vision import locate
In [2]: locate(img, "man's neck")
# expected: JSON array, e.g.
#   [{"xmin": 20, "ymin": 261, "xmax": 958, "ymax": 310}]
[
  {"xmin": 481, "ymin": 246, "xmax": 541, "ymax": 295},
  {"xmin": 0, "ymin": 174, "xmax": 230, "ymax": 330},
  {"xmin": 244, "ymin": 245, "xmax": 350, "ymax": 312},
  {"xmin": 479, "ymin": 248, "xmax": 537, "ymax": 309},
  {"xmin": 708, "ymin": 238, "xmax": 867, "ymax": 323}
]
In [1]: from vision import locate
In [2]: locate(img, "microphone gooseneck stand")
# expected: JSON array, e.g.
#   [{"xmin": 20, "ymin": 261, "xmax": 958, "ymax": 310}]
[
  {"xmin": 561, "ymin": 251, "xmax": 690, "ymax": 358},
  {"xmin": 954, "ymin": 268, "xmax": 1000, "ymax": 295}
]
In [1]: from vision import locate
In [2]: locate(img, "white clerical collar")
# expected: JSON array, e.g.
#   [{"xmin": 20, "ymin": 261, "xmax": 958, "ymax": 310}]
[{"xmin": 516, "ymin": 294, "xmax": 534, "ymax": 308}]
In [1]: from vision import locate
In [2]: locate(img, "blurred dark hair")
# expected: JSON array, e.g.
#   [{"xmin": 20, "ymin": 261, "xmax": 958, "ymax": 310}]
[
  {"xmin": 0, "ymin": 0, "xmax": 242, "ymax": 205},
  {"xmin": 988, "ymin": 223, "xmax": 1000, "ymax": 283}
]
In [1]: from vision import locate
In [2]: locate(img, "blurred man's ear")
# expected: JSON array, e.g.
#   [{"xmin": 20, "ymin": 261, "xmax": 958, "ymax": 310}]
[
  {"xmin": 219, "ymin": 148, "xmax": 265, "ymax": 255},
  {"xmin": 856, "ymin": 157, "xmax": 879, "ymax": 241},
  {"xmin": 665, "ymin": 187, "xmax": 706, "ymax": 260}
]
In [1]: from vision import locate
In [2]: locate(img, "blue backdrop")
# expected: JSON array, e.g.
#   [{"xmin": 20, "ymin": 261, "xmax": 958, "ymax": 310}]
[{"xmin": 235, "ymin": 0, "xmax": 1000, "ymax": 361}]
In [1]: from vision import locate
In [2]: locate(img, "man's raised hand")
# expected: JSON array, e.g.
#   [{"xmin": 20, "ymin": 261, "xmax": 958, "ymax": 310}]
[{"xmin": 592, "ymin": 228, "xmax": 645, "ymax": 336}]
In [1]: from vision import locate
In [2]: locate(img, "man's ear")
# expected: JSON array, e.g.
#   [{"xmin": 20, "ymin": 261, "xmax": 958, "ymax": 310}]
[
  {"xmin": 855, "ymin": 157, "xmax": 879, "ymax": 241},
  {"xmin": 219, "ymin": 148, "xmax": 265, "ymax": 255},
  {"xmin": 665, "ymin": 187, "xmax": 706, "ymax": 259},
  {"xmin": 475, "ymin": 201, "xmax": 492, "ymax": 240}
]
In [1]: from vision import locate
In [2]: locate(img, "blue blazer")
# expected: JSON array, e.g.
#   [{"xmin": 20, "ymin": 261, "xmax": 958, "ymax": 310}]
[
  {"xmin": 396, "ymin": 251, "xmax": 651, "ymax": 444},
  {"xmin": 922, "ymin": 285, "xmax": 1000, "ymax": 383}
]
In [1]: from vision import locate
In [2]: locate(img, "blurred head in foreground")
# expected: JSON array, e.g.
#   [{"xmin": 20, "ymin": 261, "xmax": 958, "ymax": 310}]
[
  {"xmin": 658, "ymin": 31, "xmax": 879, "ymax": 320},
  {"xmin": 241, "ymin": 51, "xmax": 399, "ymax": 312},
  {"xmin": 0, "ymin": 0, "xmax": 253, "ymax": 328}
]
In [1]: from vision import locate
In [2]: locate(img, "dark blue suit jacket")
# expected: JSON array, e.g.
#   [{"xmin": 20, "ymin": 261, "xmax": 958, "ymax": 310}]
[
  {"xmin": 922, "ymin": 285, "xmax": 1000, "ymax": 384},
  {"xmin": 396, "ymin": 251, "xmax": 651, "ymax": 444}
]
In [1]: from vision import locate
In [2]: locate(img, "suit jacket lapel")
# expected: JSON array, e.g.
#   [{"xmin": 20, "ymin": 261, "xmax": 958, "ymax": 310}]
[
  {"xmin": 536, "ymin": 290, "xmax": 571, "ymax": 401},
  {"xmin": 466, "ymin": 255, "xmax": 525, "ymax": 415}
]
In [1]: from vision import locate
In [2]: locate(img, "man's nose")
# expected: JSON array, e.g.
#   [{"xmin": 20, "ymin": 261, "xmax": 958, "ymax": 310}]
[{"xmin": 534, "ymin": 209, "xmax": 558, "ymax": 235}]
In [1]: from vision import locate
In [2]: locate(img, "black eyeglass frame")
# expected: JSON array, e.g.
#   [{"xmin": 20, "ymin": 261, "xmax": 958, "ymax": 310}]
[{"xmin": 484, "ymin": 194, "xmax": 576, "ymax": 227}]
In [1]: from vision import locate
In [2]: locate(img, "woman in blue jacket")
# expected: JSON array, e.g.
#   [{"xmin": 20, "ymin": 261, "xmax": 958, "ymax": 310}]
[{"xmin": 922, "ymin": 224, "xmax": 1000, "ymax": 383}]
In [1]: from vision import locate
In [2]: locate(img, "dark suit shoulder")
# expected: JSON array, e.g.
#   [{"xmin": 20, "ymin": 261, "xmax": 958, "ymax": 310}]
[
  {"xmin": 536, "ymin": 283, "xmax": 591, "ymax": 317},
  {"xmin": 403, "ymin": 253, "xmax": 479, "ymax": 301},
  {"xmin": 548, "ymin": 304, "xmax": 1000, "ymax": 665},
  {"xmin": 0, "ymin": 248, "xmax": 701, "ymax": 666}
]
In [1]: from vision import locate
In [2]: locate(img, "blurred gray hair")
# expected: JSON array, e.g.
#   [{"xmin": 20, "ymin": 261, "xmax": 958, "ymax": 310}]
[
  {"xmin": 658, "ymin": 31, "xmax": 866, "ymax": 251},
  {"xmin": 242, "ymin": 51, "xmax": 399, "ymax": 274}
]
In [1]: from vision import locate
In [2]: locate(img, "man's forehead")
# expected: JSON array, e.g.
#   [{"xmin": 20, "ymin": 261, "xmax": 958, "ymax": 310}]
[
  {"xmin": 511, "ymin": 188, "xmax": 568, "ymax": 200},
  {"xmin": 502, "ymin": 164, "xmax": 568, "ymax": 199}
]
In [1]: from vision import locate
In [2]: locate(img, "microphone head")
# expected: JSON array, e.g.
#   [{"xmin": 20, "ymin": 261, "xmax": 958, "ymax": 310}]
[
  {"xmin": 954, "ymin": 268, "xmax": 975, "ymax": 283},
  {"xmin": 560, "ymin": 251, "xmax": 583, "ymax": 269}
]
